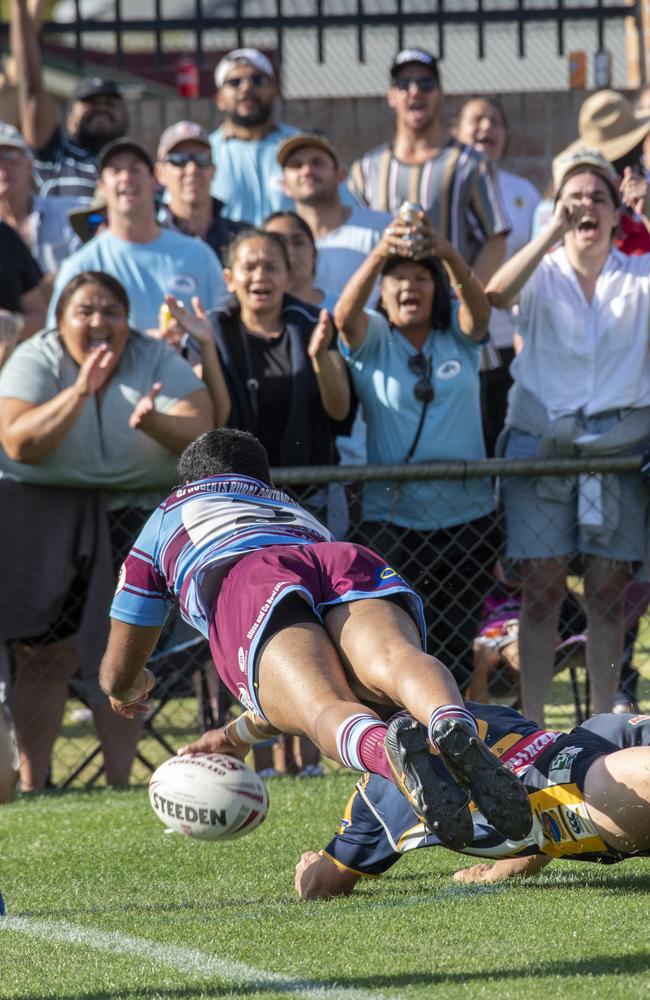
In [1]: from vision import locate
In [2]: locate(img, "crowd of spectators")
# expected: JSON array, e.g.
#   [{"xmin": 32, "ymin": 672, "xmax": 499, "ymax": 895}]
[{"xmin": 0, "ymin": 3, "xmax": 649, "ymax": 794}]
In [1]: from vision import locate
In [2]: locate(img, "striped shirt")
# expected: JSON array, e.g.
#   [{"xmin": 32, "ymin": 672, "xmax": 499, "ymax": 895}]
[
  {"xmin": 32, "ymin": 127, "xmax": 102, "ymax": 203},
  {"xmin": 347, "ymin": 139, "xmax": 509, "ymax": 265}
]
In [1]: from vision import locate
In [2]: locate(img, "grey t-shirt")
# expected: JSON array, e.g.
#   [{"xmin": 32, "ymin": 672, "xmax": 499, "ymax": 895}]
[{"xmin": 0, "ymin": 328, "xmax": 205, "ymax": 508}]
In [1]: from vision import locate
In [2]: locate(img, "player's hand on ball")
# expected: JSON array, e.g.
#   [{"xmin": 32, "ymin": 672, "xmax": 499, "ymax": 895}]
[
  {"xmin": 177, "ymin": 727, "xmax": 248, "ymax": 760},
  {"xmin": 108, "ymin": 667, "xmax": 155, "ymax": 719}
]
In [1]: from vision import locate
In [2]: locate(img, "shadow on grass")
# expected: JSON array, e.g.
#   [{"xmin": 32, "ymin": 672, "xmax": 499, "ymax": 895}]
[{"xmin": 10, "ymin": 951, "xmax": 650, "ymax": 1000}]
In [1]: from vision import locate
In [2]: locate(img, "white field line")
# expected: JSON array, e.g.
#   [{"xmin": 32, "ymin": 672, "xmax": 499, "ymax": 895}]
[{"xmin": 0, "ymin": 916, "xmax": 405, "ymax": 1000}]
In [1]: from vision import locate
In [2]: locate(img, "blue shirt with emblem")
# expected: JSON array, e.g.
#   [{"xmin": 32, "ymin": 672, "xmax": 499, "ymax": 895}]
[
  {"xmin": 209, "ymin": 122, "xmax": 297, "ymax": 226},
  {"xmin": 342, "ymin": 306, "xmax": 494, "ymax": 530},
  {"xmin": 48, "ymin": 228, "xmax": 226, "ymax": 332}
]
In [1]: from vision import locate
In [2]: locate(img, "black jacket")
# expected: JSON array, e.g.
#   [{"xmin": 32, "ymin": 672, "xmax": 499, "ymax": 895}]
[{"xmin": 210, "ymin": 294, "xmax": 354, "ymax": 467}]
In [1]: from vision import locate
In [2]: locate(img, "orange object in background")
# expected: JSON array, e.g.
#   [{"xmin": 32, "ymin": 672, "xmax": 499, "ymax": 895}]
[{"xmin": 569, "ymin": 51, "xmax": 587, "ymax": 89}]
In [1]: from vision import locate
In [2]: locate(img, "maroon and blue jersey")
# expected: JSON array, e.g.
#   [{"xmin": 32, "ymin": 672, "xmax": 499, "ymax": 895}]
[
  {"xmin": 110, "ymin": 475, "xmax": 333, "ymax": 636},
  {"xmin": 323, "ymin": 705, "xmax": 650, "ymax": 877}
]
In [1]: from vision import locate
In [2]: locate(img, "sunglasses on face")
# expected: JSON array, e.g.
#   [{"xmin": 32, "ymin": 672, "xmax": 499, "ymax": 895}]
[
  {"xmin": 223, "ymin": 73, "xmax": 268, "ymax": 89},
  {"xmin": 408, "ymin": 351, "xmax": 434, "ymax": 404},
  {"xmin": 164, "ymin": 151, "xmax": 213, "ymax": 169},
  {"xmin": 393, "ymin": 77, "xmax": 438, "ymax": 93}
]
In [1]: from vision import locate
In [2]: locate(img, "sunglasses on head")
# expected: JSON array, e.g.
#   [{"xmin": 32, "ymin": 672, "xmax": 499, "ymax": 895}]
[
  {"xmin": 223, "ymin": 73, "xmax": 268, "ymax": 89},
  {"xmin": 393, "ymin": 77, "xmax": 438, "ymax": 92},
  {"xmin": 408, "ymin": 352, "xmax": 434, "ymax": 404},
  {"xmin": 164, "ymin": 151, "xmax": 213, "ymax": 169}
]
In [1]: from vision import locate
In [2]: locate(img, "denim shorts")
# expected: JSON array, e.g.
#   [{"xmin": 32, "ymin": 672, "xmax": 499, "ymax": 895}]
[{"xmin": 501, "ymin": 423, "xmax": 648, "ymax": 563}]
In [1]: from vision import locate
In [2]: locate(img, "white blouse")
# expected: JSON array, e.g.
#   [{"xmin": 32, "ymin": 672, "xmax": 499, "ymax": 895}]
[{"xmin": 512, "ymin": 245, "xmax": 650, "ymax": 419}]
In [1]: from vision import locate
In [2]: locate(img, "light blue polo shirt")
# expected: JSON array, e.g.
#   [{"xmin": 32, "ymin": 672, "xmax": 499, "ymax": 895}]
[
  {"xmin": 209, "ymin": 122, "xmax": 297, "ymax": 226},
  {"xmin": 48, "ymin": 228, "xmax": 226, "ymax": 332},
  {"xmin": 343, "ymin": 307, "xmax": 494, "ymax": 530}
]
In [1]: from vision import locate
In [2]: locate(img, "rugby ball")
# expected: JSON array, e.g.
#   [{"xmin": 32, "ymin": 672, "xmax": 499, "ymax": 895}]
[{"xmin": 149, "ymin": 753, "xmax": 269, "ymax": 841}]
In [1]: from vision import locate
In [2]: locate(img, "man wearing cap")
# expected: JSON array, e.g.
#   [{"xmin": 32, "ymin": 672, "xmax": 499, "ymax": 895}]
[
  {"xmin": 209, "ymin": 47, "xmax": 297, "ymax": 226},
  {"xmin": 348, "ymin": 48, "xmax": 508, "ymax": 282},
  {"xmin": 11, "ymin": 0, "xmax": 129, "ymax": 201},
  {"xmin": 48, "ymin": 139, "xmax": 226, "ymax": 333},
  {"xmin": 0, "ymin": 122, "xmax": 81, "ymax": 297},
  {"xmin": 155, "ymin": 120, "xmax": 246, "ymax": 264},
  {"xmin": 278, "ymin": 131, "xmax": 390, "ymax": 301}
]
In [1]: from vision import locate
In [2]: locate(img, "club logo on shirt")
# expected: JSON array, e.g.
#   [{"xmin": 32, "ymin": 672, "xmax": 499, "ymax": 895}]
[
  {"xmin": 238, "ymin": 646, "xmax": 247, "ymax": 674},
  {"xmin": 436, "ymin": 360, "xmax": 461, "ymax": 380},
  {"xmin": 168, "ymin": 274, "xmax": 197, "ymax": 295},
  {"xmin": 540, "ymin": 809, "xmax": 563, "ymax": 843}
]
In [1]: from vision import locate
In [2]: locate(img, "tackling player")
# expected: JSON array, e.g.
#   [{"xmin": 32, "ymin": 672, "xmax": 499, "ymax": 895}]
[
  {"xmin": 292, "ymin": 704, "xmax": 650, "ymax": 898},
  {"xmin": 100, "ymin": 428, "xmax": 532, "ymax": 849}
]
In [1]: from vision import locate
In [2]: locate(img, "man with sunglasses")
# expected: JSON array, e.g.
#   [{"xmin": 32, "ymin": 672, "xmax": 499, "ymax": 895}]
[
  {"xmin": 209, "ymin": 48, "xmax": 298, "ymax": 226},
  {"xmin": 348, "ymin": 48, "xmax": 509, "ymax": 285},
  {"xmin": 155, "ymin": 121, "xmax": 246, "ymax": 265},
  {"xmin": 48, "ymin": 138, "xmax": 226, "ymax": 333}
]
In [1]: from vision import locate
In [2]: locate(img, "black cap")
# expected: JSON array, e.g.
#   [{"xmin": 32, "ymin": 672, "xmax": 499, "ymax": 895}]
[
  {"xmin": 98, "ymin": 138, "xmax": 154, "ymax": 174},
  {"xmin": 389, "ymin": 48, "xmax": 440, "ymax": 83},
  {"xmin": 72, "ymin": 77, "xmax": 122, "ymax": 102}
]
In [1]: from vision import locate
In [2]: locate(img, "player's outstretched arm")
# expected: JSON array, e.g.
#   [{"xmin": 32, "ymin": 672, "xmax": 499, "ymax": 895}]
[
  {"xmin": 295, "ymin": 851, "xmax": 360, "ymax": 900},
  {"xmin": 99, "ymin": 619, "xmax": 161, "ymax": 719},
  {"xmin": 453, "ymin": 854, "xmax": 551, "ymax": 884},
  {"xmin": 177, "ymin": 710, "xmax": 281, "ymax": 759}
]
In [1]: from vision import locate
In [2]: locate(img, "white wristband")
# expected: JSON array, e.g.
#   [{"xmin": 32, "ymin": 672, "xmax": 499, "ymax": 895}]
[{"xmin": 235, "ymin": 713, "xmax": 264, "ymax": 745}]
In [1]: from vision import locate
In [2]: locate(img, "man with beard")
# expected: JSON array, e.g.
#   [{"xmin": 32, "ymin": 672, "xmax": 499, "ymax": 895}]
[
  {"xmin": 11, "ymin": 0, "xmax": 129, "ymax": 201},
  {"xmin": 209, "ymin": 48, "xmax": 297, "ymax": 226}
]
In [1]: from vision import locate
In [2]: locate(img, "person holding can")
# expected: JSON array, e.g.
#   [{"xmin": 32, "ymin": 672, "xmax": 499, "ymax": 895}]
[{"xmin": 334, "ymin": 209, "xmax": 497, "ymax": 691}]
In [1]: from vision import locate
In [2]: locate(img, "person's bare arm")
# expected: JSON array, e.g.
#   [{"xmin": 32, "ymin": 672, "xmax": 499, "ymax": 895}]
[
  {"xmin": 128, "ymin": 387, "xmax": 214, "ymax": 453},
  {"xmin": 99, "ymin": 618, "xmax": 161, "ymax": 719},
  {"xmin": 177, "ymin": 710, "xmax": 281, "ymax": 757},
  {"xmin": 18, "ymin": 282, "xmax": 47, "ymax": 338},
  {"xmin": 486, "ymin": 201, "xmax": 575, "ymax": 310},
  {"xmin": 165, "ymin": 295, "xmax": 231, "ymax": 427},
  {"xmin": 453, "ymin": 854, "xmax": 551, "ymax": 884},
  {"xmin": 431, "ymin": 231, "xmax": 491, "ymax": 341},
  {"xmin": 334, "ymin": 218, "xmax": 410, "ymax": 352},
  {"xmin": 295, "ymin": 851, "xmax": 360, "ymax": 900},
  {"xmin": 307, "ymin": 309, "xmax": 350, "ymax": 421},
  {"xmin": 11, "ymin": 0, "xmax": 57, "ymax": 150},
  {"xmin": 0, "ymin": 345, "xmax": 114, "ymax": 462},
  {"xmin": 471, "ymin": 233, "xmax": 507, "ymax": 285}
]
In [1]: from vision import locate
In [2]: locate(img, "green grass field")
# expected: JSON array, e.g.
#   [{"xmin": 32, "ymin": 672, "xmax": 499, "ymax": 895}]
[{"xmin": 2, "ymin": 768, "xmax": 650, "ymax": 1000}]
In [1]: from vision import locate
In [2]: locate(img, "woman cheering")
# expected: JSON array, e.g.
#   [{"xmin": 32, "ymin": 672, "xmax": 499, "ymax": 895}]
[{"xmin": 334, "ymin": 212, "xmax": 496, "ymax": 690}]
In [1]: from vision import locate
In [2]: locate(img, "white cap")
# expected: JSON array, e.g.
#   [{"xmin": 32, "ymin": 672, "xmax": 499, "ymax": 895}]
[{"xmin": 214, "ymin": 48, "xmax": 275, "ymax": 89}]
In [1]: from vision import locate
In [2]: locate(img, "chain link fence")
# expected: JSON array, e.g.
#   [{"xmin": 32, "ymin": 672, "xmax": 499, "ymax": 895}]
[{"xmin": 1, "ymin": 454, "xmax": 648, "ymax": 790}]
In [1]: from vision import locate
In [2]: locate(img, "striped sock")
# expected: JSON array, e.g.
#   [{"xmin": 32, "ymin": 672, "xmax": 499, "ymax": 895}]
[
  {"xmin": 336, "ymin": 714, "xmax": 391, "ymax": 780},
  {"xmin": 427, "ymin": 704, "xmax": 478, "ymax": 751}
]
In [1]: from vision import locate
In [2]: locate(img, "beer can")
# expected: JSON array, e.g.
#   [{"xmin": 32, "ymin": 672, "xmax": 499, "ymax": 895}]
[{"xmin": 398, "ymin": 201, "xmax": 422, "ymax": 226}]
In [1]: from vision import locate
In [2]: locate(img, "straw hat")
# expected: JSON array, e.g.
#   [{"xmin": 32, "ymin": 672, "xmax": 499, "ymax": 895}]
[{"xmin": 559, "ymin": 90, "xmax": 650, "ymax": 165}]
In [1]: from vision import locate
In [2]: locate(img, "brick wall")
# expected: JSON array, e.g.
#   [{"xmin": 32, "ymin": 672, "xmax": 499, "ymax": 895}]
[{"xmin": 129, "ymin": 88, "xmax": 635, "ymax": 195}]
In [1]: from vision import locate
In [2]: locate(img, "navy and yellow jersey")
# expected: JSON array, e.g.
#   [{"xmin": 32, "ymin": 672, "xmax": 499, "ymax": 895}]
[{"xmin": 322, "ymin": 706, "xmax": 650, "ymax": 879}]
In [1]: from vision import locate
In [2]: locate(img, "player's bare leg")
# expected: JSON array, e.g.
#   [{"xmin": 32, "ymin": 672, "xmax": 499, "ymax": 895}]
[
  {"xmin": 584, "ymin": 746, "xmax": 650, "ymax": 852},
  {"xmin": 323, "ymin": 598, "xmax": 533, "ymax": 841},
  {"xmin": 256, "ymin": 620, "xmax": 384, "ymax": 763}
]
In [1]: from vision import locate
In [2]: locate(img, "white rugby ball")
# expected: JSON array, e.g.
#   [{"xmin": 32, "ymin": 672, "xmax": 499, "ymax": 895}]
[{"xmin": 149, "ymin": 753, "xmax": 269, "ymax": 841}]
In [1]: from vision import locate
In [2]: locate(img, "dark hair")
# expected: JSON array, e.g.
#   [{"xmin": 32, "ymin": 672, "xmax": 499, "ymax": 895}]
[
  {"xmin": 378, "ymin": 255, "xmax": 452, "ymax": 330},
  {"xmin": 54, "ymin": 271, "xmax": 130, "ymax": 325},
  {"xmin": 178, "ymin": 429, "xmax": 271, "ymax": 485},
  {"xmin": 224, "ymin": 227, "xmax": 291, "ymax": 272},
  {"xmin": 263, "ymin": 211, "xmax": 318, "ymax": 275}
]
